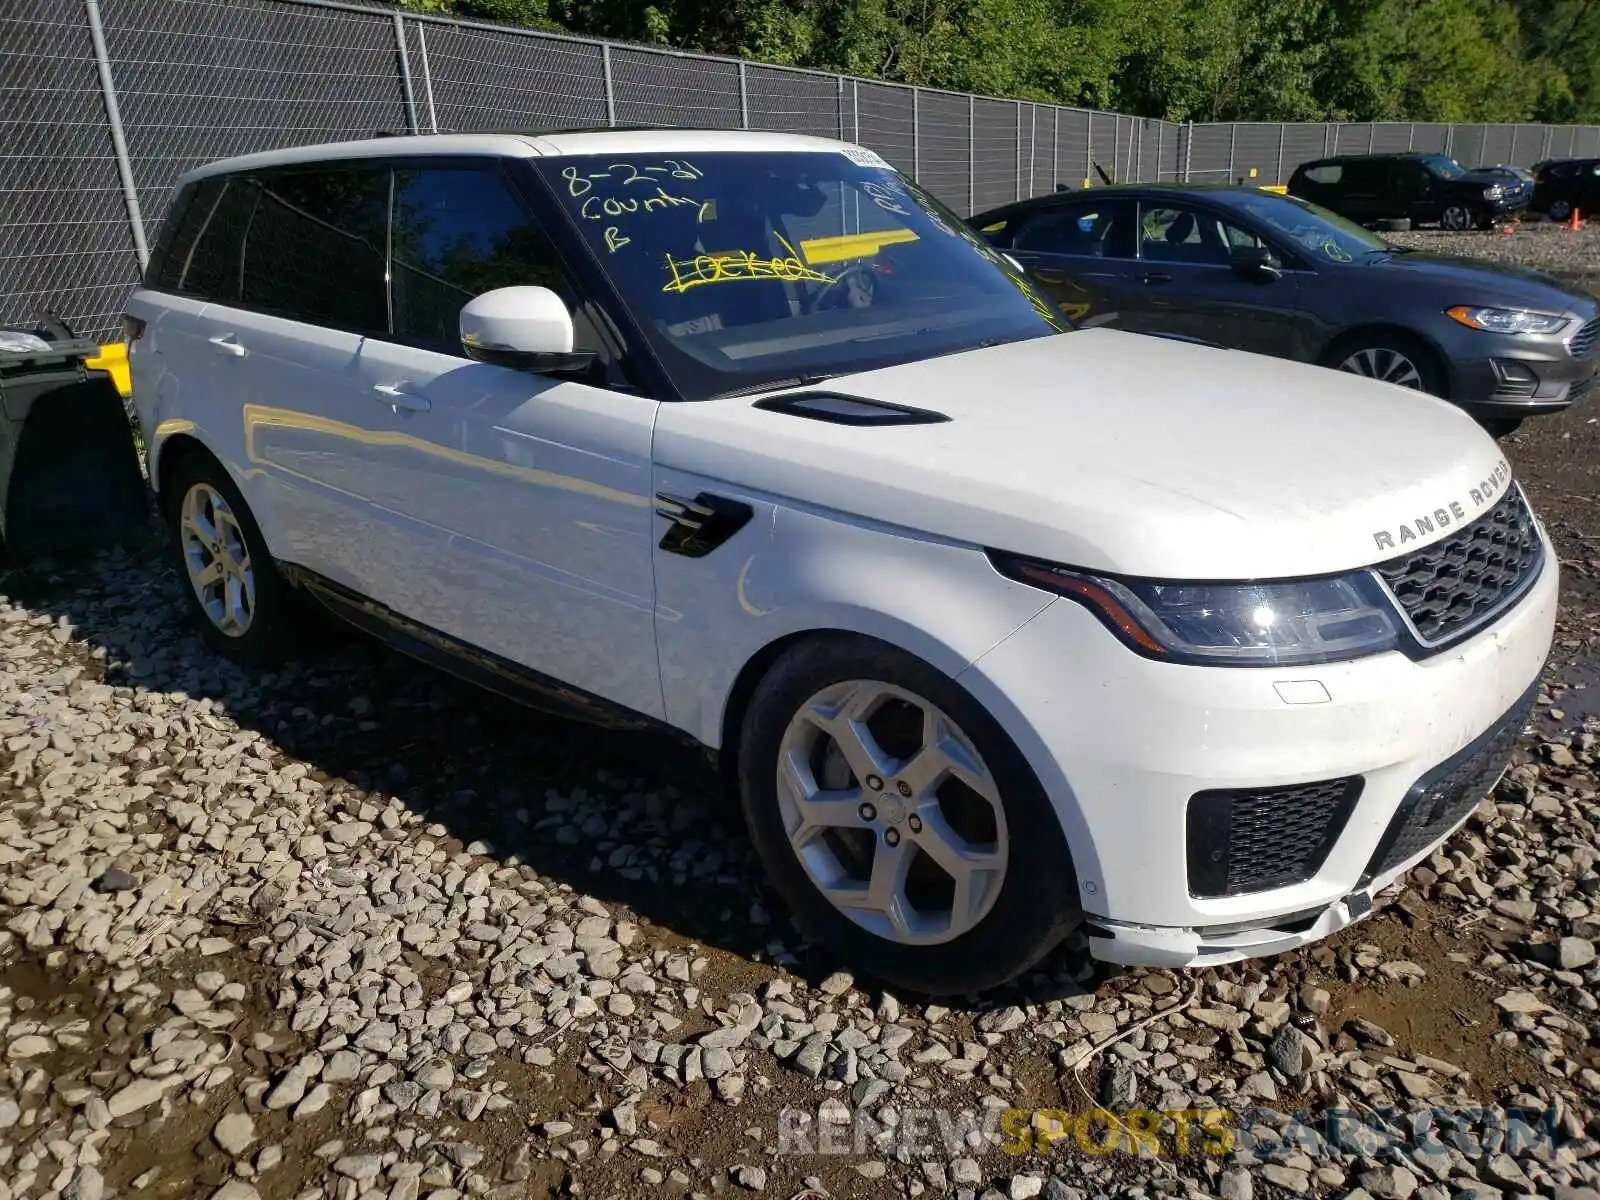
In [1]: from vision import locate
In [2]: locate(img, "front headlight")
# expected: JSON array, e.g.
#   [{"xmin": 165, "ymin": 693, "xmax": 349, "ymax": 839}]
[
  {"xmin": 1484, "ymin": 185, "xmax": 1504, "ymax": 199},
  {"xmin": 990, "ymin": 554, "xmax": 1401, "ymax": 666},
  {"xmin": 1446, "ymin": 305, "xmax": 1569, "ymax": 335}
]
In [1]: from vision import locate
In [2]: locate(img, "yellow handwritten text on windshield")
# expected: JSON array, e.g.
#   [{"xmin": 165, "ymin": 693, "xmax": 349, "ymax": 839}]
[
  {"xmin": 579, "ymin": 187, "xmax": 696, "ymax": 220},
  {"xmin": 663, "ymin": 234, "xmax": 834, "ymax": 294}
]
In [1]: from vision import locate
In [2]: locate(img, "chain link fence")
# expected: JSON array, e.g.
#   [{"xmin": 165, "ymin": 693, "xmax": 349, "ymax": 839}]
[{"xmin": 6, "ymin": 0, "xmax": 1600, "ymax": 339}]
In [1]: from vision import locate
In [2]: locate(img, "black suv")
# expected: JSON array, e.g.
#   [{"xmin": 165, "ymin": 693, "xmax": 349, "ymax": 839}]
[
  {"xmin": 1288, "ymin": 152, "xmax": 1530, "ymax": 231},
  {"xmin": 1531, "ymin": 158, "xmax": 1600, "ymax": 222}
]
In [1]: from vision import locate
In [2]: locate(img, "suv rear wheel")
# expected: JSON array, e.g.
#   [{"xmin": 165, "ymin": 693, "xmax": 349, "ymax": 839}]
[
  {"xmin": 737, "ymin": 635, "xmax": 1082, "ymax": 995},
  {"xmin": 163, "ymin": 450, "xmax": 302, "ymax": 665}
]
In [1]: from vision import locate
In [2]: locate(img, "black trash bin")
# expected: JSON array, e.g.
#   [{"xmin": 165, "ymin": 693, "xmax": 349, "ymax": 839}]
[{"xmin": 0, "ymin": 326, "xmax": 147, "ymax": 558}]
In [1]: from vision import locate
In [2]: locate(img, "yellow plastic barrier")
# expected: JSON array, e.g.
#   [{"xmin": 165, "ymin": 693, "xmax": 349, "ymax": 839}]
[{"xmin": 85, "ymin": 342, "xmax": 130, "ymax": 397}]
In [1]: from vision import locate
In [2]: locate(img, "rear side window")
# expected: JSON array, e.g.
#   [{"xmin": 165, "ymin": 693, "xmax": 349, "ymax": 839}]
[
  {"xmin": 1342, "ymin": 160, "xmax": 1385, "ymax": 190},
  {"xmin": 389, "ymin": 166, "xmax": 567, "ymax": 351},
  {"xmin": 1013, "ymin": 199, "xmax": 1135, "ymax": 257},
  {"xmin": 146, "ymin": 176, "xmax": 256, "ymax": 301},
  {"xmin": 1301, "ymin": 164, "xmax": 1342, "ymax": 185},
  {"xmin": 241, "ymin": 166, "xmax": 390, "ymax": 335}
]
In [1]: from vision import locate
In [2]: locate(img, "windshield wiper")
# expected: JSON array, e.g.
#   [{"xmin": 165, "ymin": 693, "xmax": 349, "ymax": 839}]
[{"xmin": 708, "ymin": 373, "xmax": 838, "ymax": 400}]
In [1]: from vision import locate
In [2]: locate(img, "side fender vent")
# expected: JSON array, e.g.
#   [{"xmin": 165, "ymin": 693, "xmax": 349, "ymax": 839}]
[
  {"xmin": 753, "ymin": 391, "xmax": 950, "ymax": 426},
  {"xmin": 654, "ymin": 491, "xmax": 753, "ymax": 558}
]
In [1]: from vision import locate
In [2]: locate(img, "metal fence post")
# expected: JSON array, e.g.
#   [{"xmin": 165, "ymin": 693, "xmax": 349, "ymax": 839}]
[
  {"xmin": 968, "ymin": 94, "xmax": 975, "ymax": 212},
  {"xmin": 393, "ymin": 12, "xmax": 419, "ymax": 133},
  {"xmin": 1027, "ymin": 104, "xmax": 1036, "ymax": 196},
  {"xmin": 1541, "ymin": 126, "xmax": 1553, "ymax": 161},
  {"xmin": 1407, "ymin": 122, "xmax": 1414, "ymax": 150},
  {"xmin": 602, "ymin": 44, "xmax": 617, "ymax": 126},
  {"xmin": 1275, "ymin": 122, "xmax": 1286, "ymax": 185},
  {"xmin": 1509, "ymin": 125, "xmax": 1519, "ymax": 165},
  {"xmin": 1183, "ymin": 121, "xmax": 1192, "ymax": 182},
  {"xmin": 1011, "ymin": 100, "xmax": 1024, "ymax": 200},
  {"xmin": 836, "ymin": 75, "xmax": 845, "ymax": 140},
  {"xmin": 912, "ymin": 87, "xmax": 920, "ymax": 180},
  {"xmin": 1086, "ymin": 113, "xmax": 1093, "ymax": 186},
  {"xmin": 83, "ymin": 0, "xmax": 148, "ymax": 269},
  {"xmin": 852, "ymin": 80, "xmax": 860, "ymax": 142},
  {"xmin": 1226, "ymin": 122, "xmax": 1237, "ymax": 184},
  {"xmin": 1444, "ymin": 124, "xmax": 1453, "ymax": 157},
  {"xmin": 1052, "ymin": 108, "xmax": 1060, "ymax": 189},
  {"xmin": 737, "ymin": 61, "xmax": 749, "ymax": 129},
  {"xmin": 415, "ymin": 22, "xmax": 438, "ymax": 133},
  {"xmin": 1156, "ymin": 121, "xmax": 1164, "ymax": 181}
]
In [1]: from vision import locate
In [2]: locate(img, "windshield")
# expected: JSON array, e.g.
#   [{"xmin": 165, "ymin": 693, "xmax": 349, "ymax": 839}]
[
  {"xmin": 535, "ymin": 150, "xmax": 1067, "ymax": 400},
  {"xmin": 1422, "ymin": 155, "xmax": 1467, "ymax": 179},
  {"xmin": 1228, "ymin": 191, "xmax": 1389, "ymax": 264}
]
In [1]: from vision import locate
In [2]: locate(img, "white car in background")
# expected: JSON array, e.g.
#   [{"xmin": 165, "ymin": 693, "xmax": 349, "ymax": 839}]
[{"xmin": 125, "ymin": 130, "xmax": 1556, "ymax": 995}]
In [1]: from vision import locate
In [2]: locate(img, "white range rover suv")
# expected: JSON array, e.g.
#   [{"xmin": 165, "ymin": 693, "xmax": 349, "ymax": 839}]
[{"xmin": 126, "ymin": 130, "xmax": 1557, "ymax": 995}]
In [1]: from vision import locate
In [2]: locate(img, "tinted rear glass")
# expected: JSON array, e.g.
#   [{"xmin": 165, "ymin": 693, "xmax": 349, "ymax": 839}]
[{"xmin": 240, "ymin": 167, "xmax": 390, "ymax": 334}]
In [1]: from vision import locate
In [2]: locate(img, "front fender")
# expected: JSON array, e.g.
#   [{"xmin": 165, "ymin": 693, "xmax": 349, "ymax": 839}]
[{"xmin": 651, "ymin": 469, "xmax": 1052, "ymax": 751}]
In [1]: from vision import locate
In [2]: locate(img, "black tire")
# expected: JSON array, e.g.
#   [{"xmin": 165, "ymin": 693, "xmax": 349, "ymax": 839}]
[
  {"xmin": 1375, "ymin": 217, "xmax": 1412, "ymax": 233},
  {"xmin": 163, "ymin": 449, "xmax": 302, "ymax": 665},
  {"xmin": 1439, "ymin": 204, "xmax": 1473, "ymax": 232},
  {"xmin": 1550, "ymin": 198, "xmax": 1574, "ymax": 223},
  {"xmin": 1481, "ymin": 417, "xmax": 1524, "ymax": 438},
  {"xmin": 736, "ymin": 634, "xmax": 1082, "ymax": 996},
  {"xmin": 1322, "ymin": 330, "xmax": 1445, "ymax": 397}
]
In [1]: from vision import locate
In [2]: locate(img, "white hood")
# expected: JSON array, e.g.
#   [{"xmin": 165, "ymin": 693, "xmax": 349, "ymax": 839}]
[{"xmin": 653, "ymin": 328, "xmax": 1516, "ymax": 579}]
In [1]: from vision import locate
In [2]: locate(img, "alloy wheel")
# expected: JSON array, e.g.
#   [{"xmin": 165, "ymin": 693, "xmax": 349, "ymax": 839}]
[
  {"xmin": 1550, "ymin": 199, "xmax": 1573, "ymax": 222},
  {"xmin": 1441, "ymin": 205, "xmax": 1472, "ymax": 231},
  {"xmin": 775, "ymin": 679, "xmax": 1008, "ymax": 946},
  {"xmin": 1339, "ymin": 346, "xmax": 1424, "ymax": 389},
  {"xmin": 179, "ymin": 482, "xmax": 255, "ymax": 637}
]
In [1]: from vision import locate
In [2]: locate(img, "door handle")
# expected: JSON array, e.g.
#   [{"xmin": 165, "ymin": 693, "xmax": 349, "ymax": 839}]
[
  {"xmin": 208, "ymin": 334, "xmax": 247, "ymax": 358},
  {"xmin": 1141, "ymin": 272, "xmax": 1172, "ymax": 285},
  {"xmin": 372, "ymin": 383, "xmax": 430, "ymax": 413}
]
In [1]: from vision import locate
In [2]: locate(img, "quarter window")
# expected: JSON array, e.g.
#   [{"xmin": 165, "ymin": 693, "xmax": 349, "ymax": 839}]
[
  {"xmin": 240, "ymin": 167, "xmax": 390, "ymax": 334},
  {"xmin": 1302, "ymin": 164, "xmax": 1342, "ymax": 184},
  {"xmin": 147, "ymin": 177, "xmax": 257, "ymax": 302}
]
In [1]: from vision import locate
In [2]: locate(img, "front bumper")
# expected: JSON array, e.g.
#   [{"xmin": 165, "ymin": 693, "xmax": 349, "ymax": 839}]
[
  {"xmin": 956, "ymin": 528, "xmax": 1558, "ymax": 969},
  {"xmin": 1450, "ymin": 336, "xmax": 1597, "ymax": 417}
]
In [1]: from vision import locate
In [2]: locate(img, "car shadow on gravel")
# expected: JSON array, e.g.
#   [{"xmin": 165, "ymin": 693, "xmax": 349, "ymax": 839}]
[{"xmin": 1, "ymin": 520, "xmax": 1103, "ymax": 1008}]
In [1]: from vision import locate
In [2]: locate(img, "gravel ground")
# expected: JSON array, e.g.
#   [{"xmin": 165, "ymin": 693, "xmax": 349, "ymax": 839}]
[{"xmin": 3, "ymin": 236, "xmax": 1600, "ymax": 1200}]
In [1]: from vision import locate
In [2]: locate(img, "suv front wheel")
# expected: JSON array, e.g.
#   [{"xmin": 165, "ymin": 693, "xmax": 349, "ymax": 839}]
[
  {"xmin": 1440, "ymin": 203, "xmax": 1473, "ymax": 231},
  {"xmin": 737, "ymin": 635, "xmax": 1082, "ymax": 995}
]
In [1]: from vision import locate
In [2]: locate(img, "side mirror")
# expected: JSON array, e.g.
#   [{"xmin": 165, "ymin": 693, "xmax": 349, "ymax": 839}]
[
  {"xmin": 1230, "ymin": 245, "xmax": 1281, "ymax": 281},
  {"xmin": 460, "ymin": 286, "xmax": 595, "ymax": 373}
]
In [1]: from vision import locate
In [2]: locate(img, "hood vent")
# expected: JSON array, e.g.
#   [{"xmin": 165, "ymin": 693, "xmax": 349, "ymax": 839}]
[{"xmin": 753, "ymin": 391, "xmax": 950, "ymax": 427}]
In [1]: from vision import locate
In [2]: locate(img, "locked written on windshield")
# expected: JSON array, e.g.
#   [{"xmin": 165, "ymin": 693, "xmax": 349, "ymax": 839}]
[{"xmin": 535, "ymin": 149, "xmax": 1066, "ymax": 399}]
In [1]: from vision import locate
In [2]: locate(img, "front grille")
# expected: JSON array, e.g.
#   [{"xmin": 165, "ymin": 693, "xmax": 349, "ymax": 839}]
[
  {"xmin": 1359, "ymin": 681, "xmax": 1538, "ymax": 884},
  {"xmin": 1569, "ymin": 373, "xmax": 1595, "ymax": 405},
  {"xmin": 1375, "ymin": 486, "xmax": 1542, "ymax": 647},
  {"xmin": 1187, "ymin": 778, "xmax": 1363, "ymax": 898},
  {"xmin": 1570, "ymin": 318, "xmax": 1598, "ymax": 360}
]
